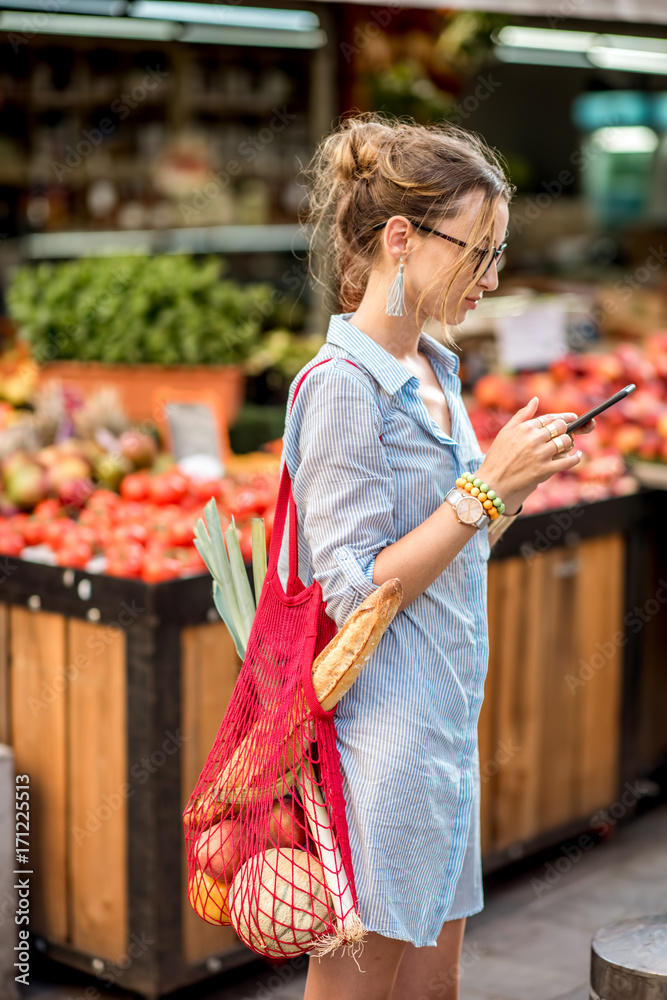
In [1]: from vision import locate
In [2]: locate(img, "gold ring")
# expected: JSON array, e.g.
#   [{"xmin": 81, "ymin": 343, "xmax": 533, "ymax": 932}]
[
  {"xmin": 546, "ymin": 421, "xmax": 560, "ymax": 440},
  {"xmin": 553, "ymin": 435, "xmax": 569, "ymax": 454},
  {"xmin": 537, "ymin": 415, "xmax": 548, "ymax": 428}
]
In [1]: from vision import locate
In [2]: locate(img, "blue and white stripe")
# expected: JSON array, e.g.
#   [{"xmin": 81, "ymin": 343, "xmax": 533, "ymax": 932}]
[{"xmin": 281, "ymin": 313, "xmax": 489, "ymax": 947}]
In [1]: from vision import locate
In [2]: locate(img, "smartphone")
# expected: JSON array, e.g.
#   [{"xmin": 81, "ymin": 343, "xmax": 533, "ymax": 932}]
[{"xmin": 565, "ymin": 384, "xmax": 636, "ymax": 434}]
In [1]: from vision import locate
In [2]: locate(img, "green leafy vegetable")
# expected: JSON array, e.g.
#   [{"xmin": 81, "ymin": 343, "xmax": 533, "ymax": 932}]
[{"xmin": 7, "ymin": 254, "xmax": 274, "ymax": 367}]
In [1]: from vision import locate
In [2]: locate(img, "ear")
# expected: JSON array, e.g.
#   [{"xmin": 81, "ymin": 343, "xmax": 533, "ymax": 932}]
[{"xmin": 384, "ymin": 216, "xmax": 411, "ymax": 262}]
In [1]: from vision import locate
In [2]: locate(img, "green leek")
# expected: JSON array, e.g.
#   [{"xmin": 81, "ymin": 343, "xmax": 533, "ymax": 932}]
[{"xmin": 252, "ymin": 517, "xmax": 268, "ymax": 605}]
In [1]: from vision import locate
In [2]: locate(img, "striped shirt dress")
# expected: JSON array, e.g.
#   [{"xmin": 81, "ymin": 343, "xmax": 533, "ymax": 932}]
[{"xmin": 279, "ymin": 312, "xmax": 490, "ymax": 947}]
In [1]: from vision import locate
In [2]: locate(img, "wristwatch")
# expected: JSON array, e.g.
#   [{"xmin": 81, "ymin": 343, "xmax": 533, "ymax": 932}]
[{"xmin": 444, "ymin": 486, "xmax": 488, "ymax": 530}]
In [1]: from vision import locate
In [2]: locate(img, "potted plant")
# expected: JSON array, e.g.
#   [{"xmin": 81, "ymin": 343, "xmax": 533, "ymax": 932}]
[{"xmin": 6, "ymin": 254, "xmax": 274, "ymax": 426}]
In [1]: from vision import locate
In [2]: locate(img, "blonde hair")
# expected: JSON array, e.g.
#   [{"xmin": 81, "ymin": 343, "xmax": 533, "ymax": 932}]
[{"xmin": 301, "ymin": 112, "xmax": 514, "ymax": 330}]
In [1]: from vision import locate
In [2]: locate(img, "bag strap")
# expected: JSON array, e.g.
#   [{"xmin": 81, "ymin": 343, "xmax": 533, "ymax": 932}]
[{"xmin": 267, "ymin": 357, "xmax": 374, "ymax": 595}]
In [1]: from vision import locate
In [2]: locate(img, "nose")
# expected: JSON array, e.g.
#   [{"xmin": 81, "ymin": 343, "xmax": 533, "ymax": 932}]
[{"xmin": 477, "ymin": 259, "xmax": 500, "ymax": 293}]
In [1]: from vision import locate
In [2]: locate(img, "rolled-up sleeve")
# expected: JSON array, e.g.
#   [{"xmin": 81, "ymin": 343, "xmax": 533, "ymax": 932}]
[{"xmin": 287, "ymin": 362, "xmax": 396, "ymax": 629}]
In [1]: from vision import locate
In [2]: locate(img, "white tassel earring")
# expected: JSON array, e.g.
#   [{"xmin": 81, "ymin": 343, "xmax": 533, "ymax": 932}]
[{"xmin": 385, "ymin": 255, "xmax": 405, "ymax": 317}]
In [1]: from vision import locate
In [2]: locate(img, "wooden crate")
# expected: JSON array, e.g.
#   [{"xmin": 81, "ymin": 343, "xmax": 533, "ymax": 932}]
[
  {"xmin": 0, "ymin": 491, "xmax": 659, "ymax": 996},
  {"xmin": 479, "ymin": 533, "xmax": 625, "ymax": 861},
  {"xmin": 0, "ymin": 567, "xmax": 249, "ymax": 998}
]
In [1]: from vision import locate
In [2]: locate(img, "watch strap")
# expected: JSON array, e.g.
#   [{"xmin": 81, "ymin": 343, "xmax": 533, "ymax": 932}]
[{"xmin": 444, "ymin": 486, "xmax": 486, "ymax": 530}]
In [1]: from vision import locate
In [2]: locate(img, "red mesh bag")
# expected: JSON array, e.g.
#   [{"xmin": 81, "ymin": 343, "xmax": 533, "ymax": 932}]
[{"xmin": 183, "ymin": 359, "xmax": 392, "ymax": 959}]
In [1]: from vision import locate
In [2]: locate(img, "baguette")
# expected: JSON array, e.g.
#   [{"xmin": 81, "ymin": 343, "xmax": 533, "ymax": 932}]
[
  {"xmin": 312, "ymin": 578, "xmax": 402, "ymax": 710},
  {"xmin": 184, "ymin": 578, "xmax": 402, "ymax": 829}
]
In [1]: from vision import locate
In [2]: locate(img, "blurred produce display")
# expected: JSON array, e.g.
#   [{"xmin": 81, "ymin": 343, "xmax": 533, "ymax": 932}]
[
  {"xmin": 3, "ymin": 337, "xmax": 662, "ymax": 574},
  {"xmin": 244, "ymin": 330, "xmax": 326, "ymax": 383},
  {"xmin": 0, "ymin": 445, "xmax": 280, "ymax": 581},
  {"xmin": 347, "ymin": 9, "xmax": 506, "ymax": 124},
  {"xmin": 467, "ymin": 338, "xmax": 667, "ymax": 513},
  {"xmin": 7, "ymin": 254, "xmax": 273, "ymax": 366}
]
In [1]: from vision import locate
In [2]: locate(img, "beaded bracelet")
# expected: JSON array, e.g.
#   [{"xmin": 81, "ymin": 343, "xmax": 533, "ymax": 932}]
[{"xmin": 454, "ymin": 473, "xmax": 505, "ymax": 521}]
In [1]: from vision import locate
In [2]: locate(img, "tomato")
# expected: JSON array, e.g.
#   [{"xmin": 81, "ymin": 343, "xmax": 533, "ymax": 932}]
[
  {"xmin": 179, "ymin": 493, "xmax": 200, "ymax": 511},
  {"xmin": 113, "ymin": 523, "xmax": 148, "ymax": 547},
  {"xmin": 151, "ymin": 503, "xmax": 181, "ymax": 526},
  {"xmin": 57, "ymin": 540, "xmax": 92, "ymax": 569},
  {"xmin": 115, "ymin": 501, "xmax": 150, "ymax": 525},
  {"xmin": 8, "ymin": 512, "xmax": 29, "ymax": 535},
  {"xmin": 87, "ymin": 489, "xmax": 121, "ymax": 514},
  {"xmin": 105, "ymin": 541, "xmax": 144, "ymax": 579},
  {"xmin": 151, "ymin": 530, "xmax": 171, "ymax": 552},
  {"xmin": 120, "ymin": 471, "xmax": 151, "ymax": 502},
  {"xmin": 189, "ymin": 478, "xmax": 223, "ymax": 503},
  {"xmin": 169, "ymin": 515, "xmax": 196, "ymax": 547},
  {"xmin": 74, "ymin": 524, "xmax": 99, "ymax": 551},
  {"xmin": 141, "ymin": 553, "xmax": 183, "ymax": 583},
  {"xmin": 149, "ymin": 472, "xmax": 189, "ymax": 506},
  {"xmin": 43, "ymin": 519, "xmax": 77, "ymax": 551},
  {"xmin": 78, "ymin": 507, "xmax": 101, "ymax": 527},
  {"xmin": 0, "ymin": 530, "xmax": 23, "ymax": 557},
  {"xmin": 248, "ymin": 474, "xmax": 276, "ymax": 511},
  {"xmin": 95, "ymin": 523, "xmax": 113, "ymax": 549},
  {"xmin": 22, "ymin": 517, "xmax": 45, "ymax": 546},
  {"xmin": 226, "ymin": 488, "xmax": 263, "ymax": 520},
  {"xmin": 33, "ymin": 498, "xmax": 64, "ymax": 521},
  {"xmin": 263, "ymin": 507, "xmax": 275, "ymax": 546}
]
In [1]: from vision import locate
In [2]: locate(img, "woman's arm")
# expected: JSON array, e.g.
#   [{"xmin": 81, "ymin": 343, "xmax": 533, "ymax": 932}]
[
  {"xmin": 372, "ymin": 500, "xmax": 481, "ymax": 613},
  {"xmin": 289, "ymin": 363, "xmax": 398, "ymax": 630},
  {"xmin": 291, "ymin": 376, "xmax": 583, "ymax": 623},
  {"xmin": 374, "ymin": 397, "xmax": 587, "ymax": 612}
]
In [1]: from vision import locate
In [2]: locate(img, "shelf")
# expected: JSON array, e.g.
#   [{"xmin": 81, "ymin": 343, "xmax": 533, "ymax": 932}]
[
  {"xmin": 7, "ymin": 223, "xmax": 310, "ymax": 258},
  {"xmin": 181, "ymin": 95, "xmax": 294, "ymax": 115}
]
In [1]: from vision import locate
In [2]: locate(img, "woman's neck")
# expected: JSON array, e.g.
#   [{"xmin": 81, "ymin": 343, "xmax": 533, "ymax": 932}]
[{"xmin": 347, "ymin": 300, "xmax": 425, "ymax": 365}]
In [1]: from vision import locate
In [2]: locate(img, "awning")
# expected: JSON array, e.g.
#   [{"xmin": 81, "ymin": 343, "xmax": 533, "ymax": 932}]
[{"xmin": 336, "ymin": 0, "xmax": 667, "ymax": 25}]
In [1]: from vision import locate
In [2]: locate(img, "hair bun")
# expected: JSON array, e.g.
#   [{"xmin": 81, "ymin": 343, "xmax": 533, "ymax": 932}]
[{"xmin": 330, "ymin": 120, "xmax": 391, "ymax": 182}]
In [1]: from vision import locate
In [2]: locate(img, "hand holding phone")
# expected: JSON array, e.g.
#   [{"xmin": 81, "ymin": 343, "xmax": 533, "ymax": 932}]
[{"xmin": 565, "ymin": 384, "xmax": 636, "ymax": 435}]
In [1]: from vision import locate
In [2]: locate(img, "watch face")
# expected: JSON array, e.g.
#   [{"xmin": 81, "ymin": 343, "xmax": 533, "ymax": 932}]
[{"xmin": 457, "ymin": 495, "xmax": 483, "ymax": 524}]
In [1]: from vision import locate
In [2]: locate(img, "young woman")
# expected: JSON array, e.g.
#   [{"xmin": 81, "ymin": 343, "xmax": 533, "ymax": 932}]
[{"xmin": 281, "ymin": 114, "xmax": 593, "ymax": 1000}]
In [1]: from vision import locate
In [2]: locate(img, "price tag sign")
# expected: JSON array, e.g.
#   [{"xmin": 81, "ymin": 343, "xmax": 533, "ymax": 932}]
[
  {"xmin": 496, "ymin": 302, "xmax": 568, "ymax": 370},
  {"xmin": 164, "ymin": 401, "xmax": 221, "ymax": 462}
]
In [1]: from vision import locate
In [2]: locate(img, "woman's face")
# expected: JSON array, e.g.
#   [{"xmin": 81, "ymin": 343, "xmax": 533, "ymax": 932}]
[{"xmin": 400, "ymin": 189, "xmax": 510, "ymax": 327}]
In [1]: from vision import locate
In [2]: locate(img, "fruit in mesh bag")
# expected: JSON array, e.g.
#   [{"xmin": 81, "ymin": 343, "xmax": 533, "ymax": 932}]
[
  {"xmin": 194, "ymin": 795, "xmax": 307, "ymax": 882},
  {"xmin": 229, "ymin": 848, "xmax": 331, "ymax": 957},
  {"xmin": 267, "ymin": 796, "xmax": 307, "ymax": 849},
  {"xmin": 195, "ymin": 818, "xmax": 245, "ymax": 882},
  {"xmin": 188, "ymin": 869, "xmax": 231, "ymax": 926}
]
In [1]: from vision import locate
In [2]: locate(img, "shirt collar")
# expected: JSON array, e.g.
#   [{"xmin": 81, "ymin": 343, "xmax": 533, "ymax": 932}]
[{"xmin": 325, "ymin": 313, "xmax": 460, "ymax": 395}]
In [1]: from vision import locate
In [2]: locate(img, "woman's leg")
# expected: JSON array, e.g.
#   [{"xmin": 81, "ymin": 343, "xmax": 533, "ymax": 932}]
[
  {"xmin": 304, "ymin": 931, "xmax": 408, "ymax": 1000},
  {"xmin": 389, "ymin": 916, "xmax": 467, "ymax": 1000}
]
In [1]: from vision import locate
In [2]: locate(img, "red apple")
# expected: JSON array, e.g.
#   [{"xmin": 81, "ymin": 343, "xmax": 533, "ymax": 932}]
[
  {"xmin": 195, "ymin": 819, "xmax": 244, "ymax": 883},
  {"xmin": 267, "ymin": 797, "xmax": 307, "ymax": 849},
  {"xmin": 57, "ymin": 477, "xmax": 95, "ymax": 510}
]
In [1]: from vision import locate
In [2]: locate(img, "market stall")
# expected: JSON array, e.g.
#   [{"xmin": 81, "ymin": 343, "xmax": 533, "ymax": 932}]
[
  {"xmin": 1, "ymin": 486, "xmax": 665, "ymax": 997},
  {"xmin": 1, "ymin": 2, "xmax": 667, "ymax": 995}
]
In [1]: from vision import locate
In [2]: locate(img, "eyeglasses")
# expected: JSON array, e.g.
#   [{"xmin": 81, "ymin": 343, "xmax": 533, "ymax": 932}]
[{"xmin": 372, "ymin": 219, "xmax": 507, "ymax": 278}]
